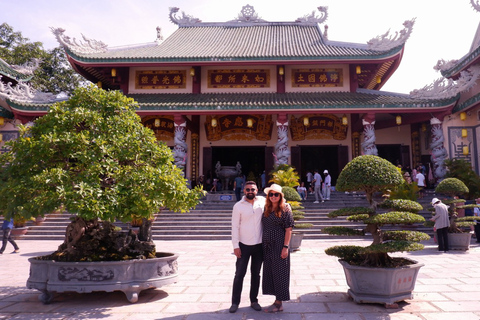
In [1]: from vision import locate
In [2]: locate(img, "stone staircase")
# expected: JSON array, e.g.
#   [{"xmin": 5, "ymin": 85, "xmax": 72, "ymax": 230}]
[{"xmin": 18, "ymin": 190, "xmax": 436, "ymax": 241}]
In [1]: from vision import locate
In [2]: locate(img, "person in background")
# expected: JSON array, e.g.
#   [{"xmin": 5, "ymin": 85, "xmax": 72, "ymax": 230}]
[
  {"xmin": 430, "ymin": 198, "xmax": 450, "ymax": 252},
  {"xmin": 260, "ymin": 170, "xmax": 266, "ymax": 192},
  {"xmin": 262, "ymin": 184, "xmax": 294, "ymax": 313},
  {"xmin": 474, "ymin": 198, "xmax": 480, "ymax": 243},
  {"xmin": 306, "ymin": 171, "xmax": 313, "ymax": 194},
  {"xmin": 297, "ymin": 182, "xmax": 307, "ymax": 200},
  {"xmin": 415, "ymin": 168, "xmax": 426, "ymax": 199},
  {"xmin": 0, "ymin": 218, "xmax": 20, "ymax": 254},
  {"xmin": 229, "ymin": 181, "xmax": 265, "ymax": 313},
  {"xmin": 234, "ymin": 174, "xmax": 244, "ymax": 202},
  {"xmin": 322, "ymin": 170, "xmax": 331, "ymax": 200},
  {"xmin": 312, "ymin": 169, "xmax": 324, "ymax": 204}
]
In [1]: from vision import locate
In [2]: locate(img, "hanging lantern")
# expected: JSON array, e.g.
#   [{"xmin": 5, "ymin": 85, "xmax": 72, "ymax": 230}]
[
  {"xmin": 396, "ymin": 115, "xmax": 402, "ymax": 125},
  {"xmin": 421, "ymin": 123, "xmax": 427, "ymax": 132},
  {"xmin": 303, "ymin": 117, "xmax": 309, "ymax": 126},
  {"xmin": 462, "ymin": 128, "xmax": 468, "ymax": 138},
  {"xmin": 463, "ymin": 145, "xmax": 469, "ymax": 155},
  {"xmin": 342, "ymin": 114, "xmax": 348, "ymax": 125},
  {"xmin": 111, "ymin": 68, "xmax": 117, "ymax": 77},
  {"xmin": 211, "ymin": 117, "xmax": 218, "ymax": 128},
  {"xmin": 356, "ymin": 65, "xmax": 361, "ymax": 74},
  {"xmin": 97, "ymin": 81, "xmax": 102, "ymax": 88},
  {"xmin": 278, "ymin": 66, "xmax": 284, "ymax": 76},
  {"xmin": 190, "ymin": 67, "xmax": 195, "ymax": 77},
  {"xmin": 247, "ymin": 118, "xmax": 253, "ymax": 128},
  {"xmin": 0, "ymin": 116, "xmax": 4, "ymax": 126},
  {"xmin": 154, "ymin": 118, "xmax": 160, "ymax": 127},
  {"xmin": 460, "ymin": 112, "xmax": 467, "ymax": 121},
  {"xmin": 0, "ymin": 133, "xmax": 2, "ymax": 142},
  {"xmin": 376, "ymin": 76, "xmax": 381, "ymax": 83}
]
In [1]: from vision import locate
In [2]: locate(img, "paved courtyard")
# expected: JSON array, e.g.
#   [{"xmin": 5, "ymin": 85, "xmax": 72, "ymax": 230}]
[{"xmin": 1, "ymin": 238, "xmax": 480, "ymax": 319}]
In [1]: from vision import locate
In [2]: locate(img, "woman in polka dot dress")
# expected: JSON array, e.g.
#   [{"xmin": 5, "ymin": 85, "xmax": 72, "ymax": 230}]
[{"xmin": 262, "ymin": 184, "xmax": 294, "ymax": 313}]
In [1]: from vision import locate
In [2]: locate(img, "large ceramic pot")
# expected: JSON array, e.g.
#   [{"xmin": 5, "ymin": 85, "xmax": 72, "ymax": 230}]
[
  {"xmin": 289, "ymin": 231, "xmax": 304, "ymax": 252},
  {"xmin": 339, "ymin": 258, "xmax": 424, "ymax": 307},
  {"xmin": 27, "ymin": 252, "xmax": 178, "ymax": 304},
  {"xmin": 11, "ymin": 227, "xmax": 28, "ymax": 239},
  {"xmin": 216, "ymin": 166, "xmax": 240, "ymax": 190},
  {"xmin": 448, "ymin": 232, "xmax": 472, "ymax": 250}
]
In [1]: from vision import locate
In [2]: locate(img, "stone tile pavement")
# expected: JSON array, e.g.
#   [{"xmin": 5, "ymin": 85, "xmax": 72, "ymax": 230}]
[{"xmin": 1, "ymin": 238, "xmax": 480, "ymax": 319}]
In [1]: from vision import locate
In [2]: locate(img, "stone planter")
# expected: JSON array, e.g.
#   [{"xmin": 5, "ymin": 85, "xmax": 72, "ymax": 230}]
[
  {"xmin": 27, "ymin": 252, "xmax": 178, "ymax": 304},
  {"xmin": 35, "ymin": 216, "xmax": 46, "ymax": 226},
  {"xmin": 11, "ymin": 227, "xmax": 28, "ymax": 239},
  {"xmin": 339, "ymin": 259, "xmax": 424, "ymax": 307},
  {"xmin": 289, "ymin": 231, "xmax": 304, "ymax": 252},
  {"xmin": 448, "ymin": 232, "xmax": 472, "ymax": 250}
]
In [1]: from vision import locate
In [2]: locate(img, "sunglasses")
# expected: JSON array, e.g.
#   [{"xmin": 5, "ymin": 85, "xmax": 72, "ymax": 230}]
[
  {"xmin": 268, "ymin": 193, "xmax": 281, "ymax": 197},
  {"xmin": 245, "ymin": 188, "xmax": 257, "ymax": 192}
]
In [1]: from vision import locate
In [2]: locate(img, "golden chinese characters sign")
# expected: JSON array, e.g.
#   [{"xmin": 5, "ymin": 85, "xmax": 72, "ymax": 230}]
[
  {"xmin": 291, "ymin": 68, "xmax": 343, "ymax": 87},
  {"xmin": 205, "ymin": 115, "xmax": 273, "ymax": 141},
  {"xmin": 290, "ymin": 114, "xmax": 347, "ymax": 141},
  {"xmin": 135, "ymin": 70, "xmax": 186, "ymax": 89},
  {"xmin": 207, "ymin": 69, "xmax": 270, "ymax": 88},
  {"xmin": 142, "ymin": 115, "xmax": 175, "ymax": 141}
]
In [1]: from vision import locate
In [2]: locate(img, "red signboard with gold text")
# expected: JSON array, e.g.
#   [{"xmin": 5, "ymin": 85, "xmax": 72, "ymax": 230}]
[
  {"xmin": 291, "ymin": 68, "xmax": 342, "ymax": 87},
  {"xmin": 135, "ymin": 70, "xmax": 186, "ymax": 89},
  {"xmin": 207, "ymin": 69, "xmax": 270, "ymax": 88}
]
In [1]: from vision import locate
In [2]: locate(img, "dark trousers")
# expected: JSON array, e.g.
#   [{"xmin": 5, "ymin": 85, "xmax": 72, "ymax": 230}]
[
  {"xmin": 235, "ymin": 187, "xmax": 242, "ymax": 202},
  {"xmin": 0, "ymin": 228, "xmax": 19, "ymax": 253},
  {"xmin": 231, "ymin": 242, "xmax": 263, "ymax": 305},
  {"xmin": 436, "ymin": 227, "xmax": 449, "ymax": 252},
  {"xmin": 475, "ymin": 223, "xmax": 480, "ymax": 242}
]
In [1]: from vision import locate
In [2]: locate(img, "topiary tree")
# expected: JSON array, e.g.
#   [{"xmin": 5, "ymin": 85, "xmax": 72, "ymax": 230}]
[
  {"xmin": 282, "ymin": 186, "xmax": 312, "ymax": 229},
  {"xmin": 433, "ymin": 177, "xmax": 477, "ymax": 233},
  {"xmin": 445, "ymin": 158, "xmax": 480, "ymax": 200},
  {"xmin": 0, "ymin": 85, "xmax": 204, "ymax": 261},
  {"xmin": 324, "ymin": 155, "xmax": 430, "ymax": 267}
]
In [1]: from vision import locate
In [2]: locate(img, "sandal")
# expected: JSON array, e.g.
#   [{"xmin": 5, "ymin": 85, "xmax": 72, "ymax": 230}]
[{"xmin": 264, "ymin": 302, "xmax": 283, "ymax": 313}]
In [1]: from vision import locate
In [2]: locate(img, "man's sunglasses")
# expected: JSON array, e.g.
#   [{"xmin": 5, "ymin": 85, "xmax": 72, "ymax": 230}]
[
  {"xmin": 245, "ymin": 188, "xmax": 257, "ymax": 192},
  {"xmin": 268, "ymin": 193, "xmax": 281, "ymax": 197}
]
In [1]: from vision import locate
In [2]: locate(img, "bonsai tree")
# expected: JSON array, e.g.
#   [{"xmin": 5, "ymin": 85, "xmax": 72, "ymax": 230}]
[
  {"xmin": 0, "ymin": 85, "xmax": 204, "ymax": 261},
  {"xmin": 324, "ymin": 155, "xmax": 429, "ymax": 267},
  {"xmin": 433, "ymin": 177, "xmax": 477, "ymax": 233},
  {"xmin": 445, "ymin": 159, "xmax": 480, "ymax": 200}
]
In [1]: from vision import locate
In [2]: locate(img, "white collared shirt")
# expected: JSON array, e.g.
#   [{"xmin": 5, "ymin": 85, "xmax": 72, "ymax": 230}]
[{"xmin": 231, "ymin": 195, "xmax": 266, "ymax": 249}]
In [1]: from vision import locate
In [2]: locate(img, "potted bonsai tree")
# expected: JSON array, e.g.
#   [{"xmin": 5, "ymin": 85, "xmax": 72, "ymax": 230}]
[
  {"xmin": 323, "ymin": 155, "xmax": 429, "ymax": 308},
  {"xmin": 0, "ymin": 85, "xmax": 204, "ymax": 303},
  {"xmin": 269, "ymin": 164, "xmax": 312, "ymax": 251},
  {"xmin": 432, "ymin": 177, "xmax": 476, "ymax": 250}
]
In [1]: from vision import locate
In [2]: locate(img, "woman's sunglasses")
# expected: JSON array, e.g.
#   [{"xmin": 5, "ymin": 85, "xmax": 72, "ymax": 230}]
[{"xmin": 268, "ymin": 193, "xmax": 280, "ymax": 197}]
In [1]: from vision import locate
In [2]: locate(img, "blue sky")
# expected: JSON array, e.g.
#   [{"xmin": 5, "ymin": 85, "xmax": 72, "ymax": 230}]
[{"xmin": 1, "ymin": 0, "xmax": 479, "ymax": 94}]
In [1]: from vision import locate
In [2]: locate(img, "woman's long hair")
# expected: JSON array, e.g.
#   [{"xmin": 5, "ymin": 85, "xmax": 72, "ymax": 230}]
[{"xmin": 264, "ymin": 193, "xmax": 287, "ymax": 218}]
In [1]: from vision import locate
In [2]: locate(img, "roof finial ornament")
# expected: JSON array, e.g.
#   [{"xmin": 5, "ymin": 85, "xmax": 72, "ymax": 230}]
[
  {"xmin": 367, "ymin": 18, "xmax": 415, "ymax": 52},
  {"xmin": 409, "ymin": 65, "xmax": 480, "ymax": 99},
  {"xmin": 0, "ymin": 75, "xmax": 58, "ymax": 103},
  {"xmin": 471, "ymin": 0, "xmax": 480, "ymax": 12},
  {"xmin": 50, "ymin": 27, "xmax": 108, "ymax": 54},
  {"xmin": 295, "ymin": 6, "xmax": 328, "ymax": 25},
  {"xmin": 155, "ymin": 26, "xmax": 163, "ymax": 43},
  {"xmin": 1, "ymin": 58, "xmax": 42, "ymax": 75},
  {"xmin": 229, "ymin": 5, "xmax": 266, "ymax": 23},
  {"xmin": 169, "ymin": 7, "xmax": 201, "ymax": 26},
  {"xmin": 434, "ymin": 59, "xmax": 459, "ymax": 72}
]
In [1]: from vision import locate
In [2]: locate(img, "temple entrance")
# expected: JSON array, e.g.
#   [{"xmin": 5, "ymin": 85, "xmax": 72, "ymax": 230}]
[
  {"xmin": 377, "ymin": 144, "xmax": 410, "ymax": 168},
  {"xmin": 211, "ymin": 146, "xmax": 265, "ymax": 189}
]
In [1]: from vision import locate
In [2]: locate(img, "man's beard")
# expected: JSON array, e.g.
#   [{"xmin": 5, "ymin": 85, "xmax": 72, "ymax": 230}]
[{"xmin": 245, "ymin": 193, "xmax": 255, "ymax": 200}]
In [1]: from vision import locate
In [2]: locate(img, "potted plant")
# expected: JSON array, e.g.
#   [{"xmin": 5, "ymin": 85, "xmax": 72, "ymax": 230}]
[
  {"xmin": 431, "ymin": 177, "xmax": 477, "ymax": 250},
  {"xmin": 0, "ymin": 85, "xmax": 204, "ymax": 303},
  {"xmin": 11, "ymin": 214, "xmax": 31, "ymax": 238},
  {"xmin": 270, "ymin": 165, "xmax": 312, "ymax": 251},
  {"xmin": 323, "ymin": 155, "xmax": 429, "ymax": 308}
]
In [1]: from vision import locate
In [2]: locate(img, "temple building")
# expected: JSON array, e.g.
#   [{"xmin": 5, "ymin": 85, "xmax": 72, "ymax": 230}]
[{"xmin": 1, "ymin": 4, "xmax": 480, "ymax": 189}]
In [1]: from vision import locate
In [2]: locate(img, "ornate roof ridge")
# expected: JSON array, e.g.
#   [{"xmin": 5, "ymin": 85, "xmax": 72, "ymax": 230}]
[
  {"xmin": 367, "ymin": 19, "xmax": 416, "ymax": 52},
  {"xmin": 0, "ymin": 75, "xmax": 62, "ymax": 104}
]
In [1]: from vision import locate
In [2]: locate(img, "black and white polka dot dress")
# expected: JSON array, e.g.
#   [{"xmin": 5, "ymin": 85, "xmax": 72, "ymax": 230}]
[{"xmin": 262, "ymin": 208, "xmax": 294, "ymax": 301}]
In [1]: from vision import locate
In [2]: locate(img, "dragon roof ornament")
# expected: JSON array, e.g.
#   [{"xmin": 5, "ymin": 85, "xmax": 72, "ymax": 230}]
[
  {"xmin": 434, "ymin": 59, "xmax": 459, "ymax": 73},
  {"xmin": 409, "ymin": 65, "xmax": 480, "ymax": 99},
  {"xmin": 367, "ymin": 18, "xmax": 415, "ymax": 52},
  {"xmin": 169, "ymin": 7, "xmax": 202, "ymax": 26},
  {"xmin": 295, "ymin": 6, "xmax": 328, "ymax": 25},
  {"xmin": 471, "ymin": 0, "xmax": 480, "ymax": 12},
  {"xmin": 0, "ymin": 58, "xmax": 42, "ymax": 76},
  {"xmin": 51, "ymin": 27, "xmax": 108, "ymax": 54},
  {"xmin": 0, "ymin": 75, "xmax": 58, "ymax": 103}
]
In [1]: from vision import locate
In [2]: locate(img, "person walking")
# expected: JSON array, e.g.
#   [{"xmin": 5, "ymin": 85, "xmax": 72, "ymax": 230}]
[
  {"xmin": 312, "ymin": 169, "xmax": 324, "ymax": 203},
  {"xmin": 306, "ymin": 171, "xmax": 313, "ymax": 194},
  {"xmin": 233, "ymin": 174, "xmax": 244, "ymax": 202},
  {"xmin": 430, "ymin": 198, "xmax": 450, "ymax": 252},
  {"xmin": 322, "ymin": 170, "xmax": 331, "ymax": 200},
  {"xmin": 262, "ymin": 184, "xmax": 294, "ymax": 313},
  {"xmin": 415, "ymin": 167, "xmax": 426, "ymax": 199},
  {"xmin": 0, "ymin": 218, "xmax": 20, "ymax": 254},
  {"xmin": 229, "ymin": 181, "xmax": 265, "ymax": 313},
  {"xmin": 474, "ymin": 198, "xmax": 480, "ymax": 242}
]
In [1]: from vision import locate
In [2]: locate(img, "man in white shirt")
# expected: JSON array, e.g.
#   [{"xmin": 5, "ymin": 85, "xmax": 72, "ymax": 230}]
[
  {"xmin": 322, "ymin": 170, "xmax": 331, "ymax": 200},
  {"xmin": 230, "ymin": 181, "xmax": 265, "ymax": 313},
  {"xmin": 415, "ymin": 168, "xmax": 426, "ymax": 199},
  {"xmin": 313, "ymin": 169, "xmax": 324, "ymax": 203}
]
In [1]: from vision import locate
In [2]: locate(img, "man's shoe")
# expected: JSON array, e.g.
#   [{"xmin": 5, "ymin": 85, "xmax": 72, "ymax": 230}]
[
  {"xmin": 251, "ymin": 302, "xmax": 262, "ymax": 311},
  {"xmin": 322, "ymin": 200, "xmax": 324, "ymax": 203},
  {"xmin": 313, "ymin": 201, "xmax": 319, "ymax": 203},
  {"xmin": 229, "ymin": 304, "xmax": 238, "ymax": 313}
]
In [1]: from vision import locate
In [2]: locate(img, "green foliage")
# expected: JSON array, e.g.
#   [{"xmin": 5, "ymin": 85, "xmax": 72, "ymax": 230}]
[
  {"xmin": 362, "ymin": 241, "xmax": 425, "ymax": 254},
  {"xmin": 0, "ymin": 85, "xmax": 204, "ymax": 223},
  {"xmin": 445, "ymin": 158, "xmax": 480, "ymax": 199},
  {"xmin": 269, "ymin": 165, "xmax": 300, "ymax": 188},
  {"xmin": 335, "ymin": 155, "xmax": 404, "ymax": 200},
  {"xmin": 382, "ymin": 230, "xmax": 430, "ymax": 242},
  {"xmin": 435, "ymin": 178, "xmax": 469, "ymax": 197},
  {"xmin": 388, "ymin": 182, "xmax": 419, "ymax": 201},
  {"xmin": 328, "ymin": 207, "xmax": 375, "ymax": 218},
  {"xmin": 294, "ymin": 223, "xmax": 313, "ymax": 229},
  {"xmin": 325, "ymin": 245, "xmax": 364, "ymax": 262},
  {"xmin": 378, "ymin": 199, "xmax": 423, "ymax": 213},
  {"xmin": 323, "ymin": 226, "xmax": 365, "ymax": 236},
  {"xmin": 282, "ymin": 186, "xmax": 302, "ymax": 201},
  {"xmin": 365, "ymin": 212, "xmax": 425, "ymax": 225},
  {"xmin": 346, "ymin": 214, "xmax": 371, "ymax": 222},
  {"xmin": 0, "ymin": 23, "xmax": 82, "ymax": 95}
]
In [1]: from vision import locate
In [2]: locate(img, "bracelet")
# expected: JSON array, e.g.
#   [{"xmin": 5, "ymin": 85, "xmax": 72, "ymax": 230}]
[{"xmin": 283, "ymin": 245, "xmax": 289, "ymax": 249}]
